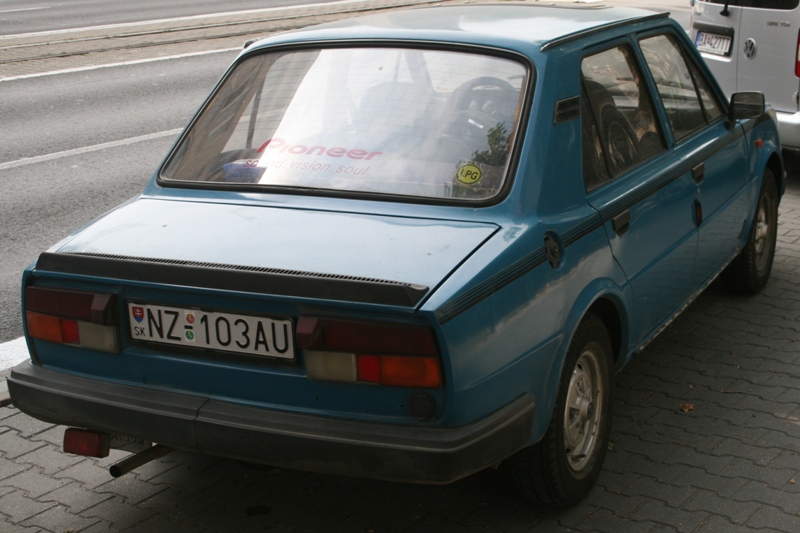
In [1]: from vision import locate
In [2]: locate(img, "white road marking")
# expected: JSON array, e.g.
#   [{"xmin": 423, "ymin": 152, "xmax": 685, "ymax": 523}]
[
  {"xmin": 0, "ymin": 47, "xmax": 239, "ymax": 83},
  {"xmin": 0, "ymin": 0, "xmax": 363, "ymax": 40},
  {"xmin": 0, "ymin": 129, "xmax": 183, "ymax": 171},
  {"xmin": 0, "ymin": 7, "xmax": 48, "ymax": 15}
]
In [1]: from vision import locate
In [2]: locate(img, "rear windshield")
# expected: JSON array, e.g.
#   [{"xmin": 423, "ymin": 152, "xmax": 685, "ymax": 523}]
[{"xmin": 160, "ymin": 47, "xmax": 528, "ymax": 201}]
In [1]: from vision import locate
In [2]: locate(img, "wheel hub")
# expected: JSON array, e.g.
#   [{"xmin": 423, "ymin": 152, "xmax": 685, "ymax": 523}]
[{"xmin": 563, "ymin": 350, "xmax": 604, "ymax": 472}]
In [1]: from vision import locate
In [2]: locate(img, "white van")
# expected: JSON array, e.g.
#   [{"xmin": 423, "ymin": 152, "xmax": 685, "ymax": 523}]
[{"xmin": 690, "ymin": 0, "xmax": 800, "ymax": 151}]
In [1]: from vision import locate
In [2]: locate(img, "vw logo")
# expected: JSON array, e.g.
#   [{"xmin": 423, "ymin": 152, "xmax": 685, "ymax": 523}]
[{"xmin": 743, "ymin": 38, "xmax": 757, "ymax": 60}]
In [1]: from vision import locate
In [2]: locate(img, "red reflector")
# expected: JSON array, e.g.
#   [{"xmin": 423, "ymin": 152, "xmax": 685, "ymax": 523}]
[
  {"xmin": 357, "ymin": 354, "xmax": 381, "ymax": 383},
  {"xmin": 26, "ymin": 311, "xmax": 63, "ymax": 343},
  {"xmin": 63, "ymin": 428, "xmax": 110, "ymax": 458}
]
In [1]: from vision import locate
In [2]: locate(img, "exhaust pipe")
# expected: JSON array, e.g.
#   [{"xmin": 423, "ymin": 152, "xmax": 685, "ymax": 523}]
[{"xmin": 109, "ymin": 444, "xmax": 173, "ymax": 478}]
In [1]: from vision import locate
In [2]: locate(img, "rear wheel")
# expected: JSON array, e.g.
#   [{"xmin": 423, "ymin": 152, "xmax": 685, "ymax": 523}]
[
  {"xmin": 511, "ymin": 313, "xmax": 613, "ymax": 507},
  {"xmin": 724, "ymin": 170, "xmax": 778, "ymax": 294}
]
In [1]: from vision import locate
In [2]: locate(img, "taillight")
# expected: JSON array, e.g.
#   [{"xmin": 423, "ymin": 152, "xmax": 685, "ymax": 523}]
[
  {"xmin": 796, "ymin": 30, "xmax": 800, "ymax": 77},
  {"xmin": 25, "ymin": 287, "xmax": 119, "ymax": 352},
  {"xmin": 299, "ymin": 316, "xmax": 442, "ymax": 388}
]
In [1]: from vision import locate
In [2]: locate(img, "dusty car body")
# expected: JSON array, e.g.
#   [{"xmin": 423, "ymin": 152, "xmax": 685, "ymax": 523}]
[{"xmin": 9, "ymin": 2, "xmax": 783, "ymax": 507}]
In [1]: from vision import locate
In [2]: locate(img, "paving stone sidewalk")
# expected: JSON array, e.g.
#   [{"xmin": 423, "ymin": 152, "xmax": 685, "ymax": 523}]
[
  {"xmin": 2, "ymin": 171, "xmax": 799, "ymax": 532},
  {"xmin": 4, "ymin": 3, "xmax": 795, "ymax": 530}
]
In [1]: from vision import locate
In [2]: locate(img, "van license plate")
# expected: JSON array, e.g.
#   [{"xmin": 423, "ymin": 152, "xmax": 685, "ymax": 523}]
[
  {"xmin": 129, "ymin": 302, "xmax": 294, "ymax": 359},
  {"xmin": 695, "ymin": 32, "xmax": 731, "ymax": 56}
]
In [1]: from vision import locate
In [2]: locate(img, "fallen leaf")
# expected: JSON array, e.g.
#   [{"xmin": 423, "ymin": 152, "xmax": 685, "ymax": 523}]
[{"xmin": 679, "ymin": 403, "xmax": 695, "ymax": 413}]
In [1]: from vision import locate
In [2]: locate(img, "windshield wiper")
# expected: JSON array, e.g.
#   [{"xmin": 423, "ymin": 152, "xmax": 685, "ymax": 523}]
[{"xmin": 720, "ymin": 0, "xmax": 731, "ymax": 16}]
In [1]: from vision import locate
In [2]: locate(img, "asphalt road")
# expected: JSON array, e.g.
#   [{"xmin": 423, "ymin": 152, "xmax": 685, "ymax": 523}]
[
  {"xmin": 0, "ymin": 51, "xmax": 238, "ymax": 342},
  {"xmin": 0, "ymin": 0, "xmax": 342, "ymax": 35}
]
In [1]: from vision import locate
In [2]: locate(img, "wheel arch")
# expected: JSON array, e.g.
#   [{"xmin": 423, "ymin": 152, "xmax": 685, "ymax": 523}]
[
  {"xmin": 765, "ymin": 151, "xmax": 784, "ymax": 197},
  {"xmin": 585, "ymin": 296, "xmax": 623, "ymax": 367},
  {"xmin": 531, "ymin": 280, "xmax": 630, "ymax": 442}
]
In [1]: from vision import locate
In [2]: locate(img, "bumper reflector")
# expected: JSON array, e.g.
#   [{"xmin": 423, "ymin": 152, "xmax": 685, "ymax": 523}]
[{"xmin": 64, "ymin": 428, "xmax": 110, "ymax": 458}]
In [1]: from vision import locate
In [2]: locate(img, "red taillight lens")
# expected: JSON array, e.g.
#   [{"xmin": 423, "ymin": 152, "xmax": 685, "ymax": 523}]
[
  {"xmin": 26, "ymin": 286, "xmax": 115, "ymax": 324},
  {"xmin": 300, "ymin": 316, "xmax": 442, "ymax": 388},
  {"xmin": 796, "ymin": 30, "xmax": 800, "ymax": 77},
  {"xmin": 298, "ymin": 316, "xmax": 437, "ymax": 356},
  {"xmin": 25, "ymin": 287, "xmax": 119, "ymax": 352},
  {"xmin": 60, "ymin": 319, "xmax": 81, "ymax": 344},
  {"xmin": 357, "ymin": 354, "xmax": 381, "ymax": 383}
]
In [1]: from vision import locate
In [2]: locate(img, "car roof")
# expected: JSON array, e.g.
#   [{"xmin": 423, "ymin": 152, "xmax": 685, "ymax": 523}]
[{"xmin": 249, "ymin": 2, "xmax": 669, "ymax": 54}]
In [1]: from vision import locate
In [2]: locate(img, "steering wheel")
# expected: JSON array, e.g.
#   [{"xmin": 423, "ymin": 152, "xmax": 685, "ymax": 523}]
[
  {"xmin": 601, "ymin": 108, "xmax": 638, "ymax": 174},
  {"xmin": 447, "ymin": 76, "xmax": 517, "ymax": 143}
]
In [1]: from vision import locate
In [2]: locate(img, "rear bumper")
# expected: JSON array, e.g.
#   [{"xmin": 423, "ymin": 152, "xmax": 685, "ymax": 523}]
[
  {"xmin": 777, "ymin": 109, "xmax": 800, "ymax": 151},
  {"xmin": 8, "ymin": 362, "xmax": 535, "ymax": 484}
]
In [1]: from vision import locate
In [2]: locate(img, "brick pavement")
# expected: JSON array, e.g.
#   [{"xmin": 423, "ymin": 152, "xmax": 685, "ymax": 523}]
[{"xmin": 2, "ymin": 170, "xmax": 799, "ymax": 532}]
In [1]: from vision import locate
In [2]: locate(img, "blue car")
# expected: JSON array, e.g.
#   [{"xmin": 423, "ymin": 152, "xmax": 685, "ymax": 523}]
[{"xmin": 9, "ymin": 2, "xmax": 783, "ymax": 507}]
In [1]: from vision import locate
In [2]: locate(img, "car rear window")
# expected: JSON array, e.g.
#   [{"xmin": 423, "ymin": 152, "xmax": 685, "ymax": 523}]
[{"xmin": 160, "ymin": 47, "xmax": 528, "ymax": 202}]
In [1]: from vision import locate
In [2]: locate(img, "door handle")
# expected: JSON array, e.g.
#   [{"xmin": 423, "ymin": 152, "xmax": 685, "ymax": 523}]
[
  {"xmin": 692, "ymin": 162, "xmax": 705, "ymax": 184},
  {"xmin": 612, "ymin": 210, "xmax": 631, "ymax": 236}
]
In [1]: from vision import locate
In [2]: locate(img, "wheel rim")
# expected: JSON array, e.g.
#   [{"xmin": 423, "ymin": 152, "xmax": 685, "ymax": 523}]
[
  {"xmin": 563, "ymin": 347, "xmax": 604, "ymax": 472},
  {"xmin": 754, "ymin": 192, "xmax": 774, "ymax": 274}
]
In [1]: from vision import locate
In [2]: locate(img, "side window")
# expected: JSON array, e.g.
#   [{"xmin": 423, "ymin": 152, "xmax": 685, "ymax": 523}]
[
  {"xmin": 640, "ymin": 34, "xmax": 724, "ymax": 142},
  {"xmin": 581, "ymin": 45, "xmax": 665, "ymax": 190}
]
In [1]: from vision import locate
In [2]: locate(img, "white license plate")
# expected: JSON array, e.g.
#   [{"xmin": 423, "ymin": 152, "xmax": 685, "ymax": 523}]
[
  {"xmin": 128, "ymin": 302, "xmax": 294, "ymax": 359},
  {"xmin": 695, "ymin": 31, "xmax": 732, "ymax": 56}
]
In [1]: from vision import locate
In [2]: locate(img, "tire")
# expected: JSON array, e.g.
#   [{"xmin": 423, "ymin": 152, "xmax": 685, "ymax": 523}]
[
  {"xmin": 724, "ymin": 170, "xmax": 778, "ymax": 295},
  {"xmin": 511, "ymin": 313, "xmax": 613, "ymax": 507}
]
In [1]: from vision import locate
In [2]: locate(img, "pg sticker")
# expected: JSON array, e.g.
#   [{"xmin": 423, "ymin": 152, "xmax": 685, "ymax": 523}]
[{"xmin": 457, "ymin": 164, "xmax": 482, "ymax": 184}]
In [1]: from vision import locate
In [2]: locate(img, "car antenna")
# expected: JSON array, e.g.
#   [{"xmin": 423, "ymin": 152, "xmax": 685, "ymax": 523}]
[{"xmin": 720, "ymin": 1, "xmax": 730, "ymax": 16}]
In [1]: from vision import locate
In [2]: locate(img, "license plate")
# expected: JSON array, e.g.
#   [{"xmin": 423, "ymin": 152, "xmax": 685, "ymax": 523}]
[
  {"xmin": 128, "ymin": 302, "xmax": 294, "ymax": 359},
  {"xmin": 695, "ymin": 31, "xmax": 732, "ymax": 56}
]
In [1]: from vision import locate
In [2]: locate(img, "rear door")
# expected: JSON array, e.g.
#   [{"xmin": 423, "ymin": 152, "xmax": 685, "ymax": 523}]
[{"xmin": 581, "ymin": 41, "xmax": 699, "ymax": 347}]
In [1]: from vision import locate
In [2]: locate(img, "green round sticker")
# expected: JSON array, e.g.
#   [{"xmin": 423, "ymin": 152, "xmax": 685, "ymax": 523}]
[{"xmin": 457, "ymin": 164, "xmax": 482, "ymax": 184}]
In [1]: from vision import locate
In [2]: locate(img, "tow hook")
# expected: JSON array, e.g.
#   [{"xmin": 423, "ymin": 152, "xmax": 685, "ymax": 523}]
[{"xmin": 109, "ymin": 444, "xmax": 174, "ymax": 478}]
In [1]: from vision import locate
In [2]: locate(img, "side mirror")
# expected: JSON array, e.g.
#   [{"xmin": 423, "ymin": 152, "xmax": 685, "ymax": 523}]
[
  {"xmin": 727, "ymin": 92, "xmax": 765, "ymax": 129},
  {"xmin": 730, "ymin": 92, "xmax": 765, "ymax": 119}
]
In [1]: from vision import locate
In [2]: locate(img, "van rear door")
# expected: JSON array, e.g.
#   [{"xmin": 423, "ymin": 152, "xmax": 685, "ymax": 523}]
[
  {"xmin": 691, "ymin": 1, "xmax": 799, "ymax": 114},
  {"xmin": 691, "ymin": 1, "xmax": 742, "ymax": 96},
  {"xmin": 735, "ymin": 1, "xmax": 799, "ymax": 114}
]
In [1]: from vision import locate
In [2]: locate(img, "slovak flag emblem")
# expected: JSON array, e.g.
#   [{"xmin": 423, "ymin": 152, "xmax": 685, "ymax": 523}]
[{"xmin": 132, "ymin": 306, "xmax": 145, "ymax": 323}]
